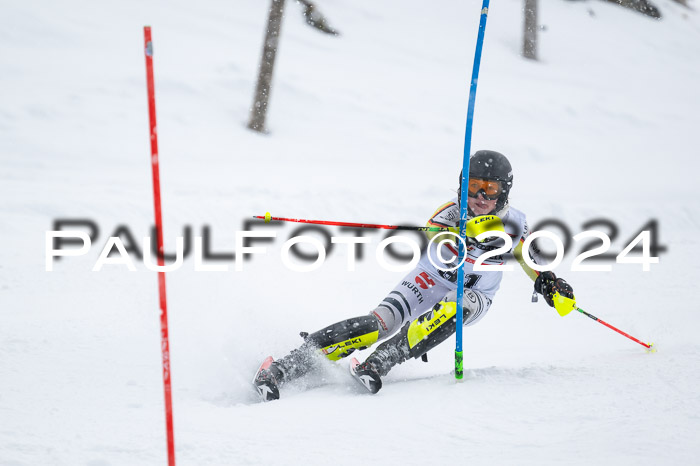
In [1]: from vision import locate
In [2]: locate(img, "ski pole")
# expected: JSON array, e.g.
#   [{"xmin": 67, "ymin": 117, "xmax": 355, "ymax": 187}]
[
  {"xmin": 576, "ymin": 307, "xmax": 654, "ymax": 351},
  {"xmin": 253, "ymin": 213, "xmax": 449, "ymax": 232}
]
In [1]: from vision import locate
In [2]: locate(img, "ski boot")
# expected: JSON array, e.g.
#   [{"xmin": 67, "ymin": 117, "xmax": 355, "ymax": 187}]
[
  {"xmin": 352, "ymin": 298, "xmax": 466, "ymax": 393},
  {"xmin": 350, "ymin": 324, "xmax": 411, "ymax": 394}
]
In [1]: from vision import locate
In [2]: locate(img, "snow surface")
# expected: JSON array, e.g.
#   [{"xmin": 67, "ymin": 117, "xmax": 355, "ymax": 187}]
[{"xmin": 2, "ymin": 0, "xmax": 700, "ymax": 464}]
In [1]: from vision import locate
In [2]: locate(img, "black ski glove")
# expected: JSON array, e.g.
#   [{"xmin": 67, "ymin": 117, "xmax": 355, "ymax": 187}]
[{"xmin": 534, "ymin": 271, "xmax": 574, "ymax": 308}]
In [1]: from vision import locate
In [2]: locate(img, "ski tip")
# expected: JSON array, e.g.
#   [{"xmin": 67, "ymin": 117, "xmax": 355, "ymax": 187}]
[
  {"xmin": 350, "ymin": 359, "xmax": 382, "ymax": 394},
  {"xmin": 253, "ymin": 356, "xmax": 280, "ymax": 402},
  {"xmin": 260, "ymin": 355, "xmax": 274, "ymax": 369},
  {"xmin": 254, "ymin": 379, "xmax": 280, "ymax": 402},
  {"xmin": 252, "ymin": 356, "xmax": 274, "ymax": 384}
]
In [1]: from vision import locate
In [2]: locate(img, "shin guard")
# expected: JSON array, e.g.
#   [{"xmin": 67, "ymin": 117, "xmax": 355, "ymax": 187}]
[
  {"xmin": 406, "ymin": 301, "xmax": 459, "ymax": 358},
  {"xmin": 306, "ymin": 315, "xmax": 380, "ymax": 361}
]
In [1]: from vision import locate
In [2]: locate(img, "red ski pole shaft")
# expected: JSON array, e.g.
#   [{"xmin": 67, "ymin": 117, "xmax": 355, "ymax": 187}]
[
  {"xmin": 144, "ymin": 26, "xmax": 176, "ymax": 466},
  {"xmin": 576, "ymin": 307, "xmax": 653, "ymax": 350},
  {"xmin": 252, "ymin": 214, "xmax": 447, "ymax": 232}
]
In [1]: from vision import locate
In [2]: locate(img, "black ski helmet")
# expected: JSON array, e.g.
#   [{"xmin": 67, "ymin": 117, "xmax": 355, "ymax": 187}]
[{"xmin": 459, "ymin": 150, "xmax": 513, "ymax": 217}]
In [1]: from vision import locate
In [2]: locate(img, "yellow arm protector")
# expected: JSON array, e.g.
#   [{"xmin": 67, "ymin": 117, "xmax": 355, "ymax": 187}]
[{"xmin": 425, "ymin": 215, "xmax": 506, "ymax": 244}]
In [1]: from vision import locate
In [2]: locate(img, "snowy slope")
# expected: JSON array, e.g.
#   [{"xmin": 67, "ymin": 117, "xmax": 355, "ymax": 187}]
[{"xmin": 1, "ymin": 0, "xmax": 700, "ymax": 464}]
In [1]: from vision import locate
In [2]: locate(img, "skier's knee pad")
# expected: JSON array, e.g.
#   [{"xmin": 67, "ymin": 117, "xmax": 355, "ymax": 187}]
[
  {"xmin": 405, "ymin": 294, "xmax": 476, "ymax": 359},
  {"xmin": 307, "ymin": 315, "xmax": 380, "ymax": 361},
  {"xmin": 405, "ymin": 301, "xmax": 457, "ymax": 358}
]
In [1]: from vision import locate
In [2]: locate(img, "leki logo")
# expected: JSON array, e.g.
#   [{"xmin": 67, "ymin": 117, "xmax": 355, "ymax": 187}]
[{"xmin": 425, "ymin": 313, "xmax": 448, "ymax": 332}]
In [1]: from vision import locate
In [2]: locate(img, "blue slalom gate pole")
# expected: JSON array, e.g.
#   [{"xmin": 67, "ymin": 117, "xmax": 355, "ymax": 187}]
[{"xmin": 455, "ymin": 1, "xmax": 491, "ymax": 380}]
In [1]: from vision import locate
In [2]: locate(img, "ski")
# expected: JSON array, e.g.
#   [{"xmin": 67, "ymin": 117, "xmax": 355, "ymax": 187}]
[
  {"xmin": 252, "ymin": 356, "xmax": 281, "ymax": 402},
  {"xmin": 349, "ymin": 357, "xmax": 382, "ymax": 394}
]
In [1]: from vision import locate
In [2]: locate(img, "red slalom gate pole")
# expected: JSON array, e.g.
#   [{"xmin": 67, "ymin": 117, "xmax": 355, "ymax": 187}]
[{"xmin": 144, "ymin": 26, "xmax": 176, "ymax": 466}]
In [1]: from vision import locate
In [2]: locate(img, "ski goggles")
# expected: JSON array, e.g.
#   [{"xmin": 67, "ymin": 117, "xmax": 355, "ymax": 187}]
[{"xmin": 467, "ymin": 178, "xmax": 503, "ymax": 200}]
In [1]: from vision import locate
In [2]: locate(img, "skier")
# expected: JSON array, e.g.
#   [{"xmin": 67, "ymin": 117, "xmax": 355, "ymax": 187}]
[{"xmin": 254, "ymin": 150, "xmax": 575, "ymax": 401}]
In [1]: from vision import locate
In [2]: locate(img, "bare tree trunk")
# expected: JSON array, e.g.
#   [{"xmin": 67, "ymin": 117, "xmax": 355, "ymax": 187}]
[
  {"xmin": 248, "ymin": 0, "xmax": 286, "ymax": 133},
  {"xmin": 523, "ymin": 0, "xmax": 538, "ymax": 60}
]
